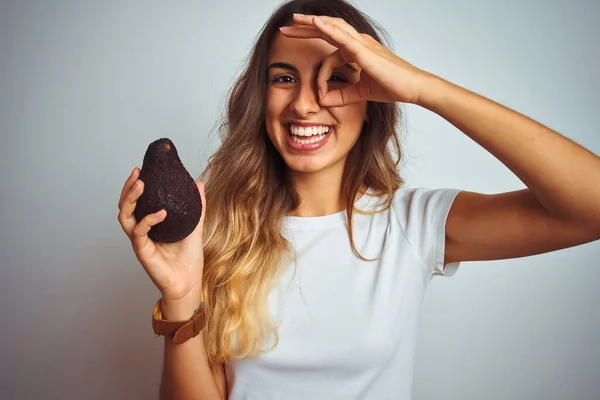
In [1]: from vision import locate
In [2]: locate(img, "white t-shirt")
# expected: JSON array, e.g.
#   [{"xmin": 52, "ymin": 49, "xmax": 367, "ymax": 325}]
[{"xmin": 225, "ymin": 187, "xmax": 462, "ymax": 399}]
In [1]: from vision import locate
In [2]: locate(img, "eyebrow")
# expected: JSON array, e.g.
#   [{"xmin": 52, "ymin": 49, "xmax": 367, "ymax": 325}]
[{"xmin": 267, "ymin": 61, "xmax": 358, "ymax": 73}]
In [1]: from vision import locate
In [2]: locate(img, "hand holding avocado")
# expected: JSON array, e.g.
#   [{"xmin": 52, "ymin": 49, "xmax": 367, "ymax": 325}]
[{"xmin": 117, "ymin": 138, "xmax": 205, "ymax": 305}]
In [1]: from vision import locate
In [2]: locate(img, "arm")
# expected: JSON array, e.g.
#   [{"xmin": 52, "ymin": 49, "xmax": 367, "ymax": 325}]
[
  {"xmin": 280, "ymin": 14, "xmax": 600, "ymax": 262},
  {"xmin": 160, "ymin": 296, "xmax": 227, "ymax": 400},
  {"xmin": 415, "ymin": 73, "xmax": 600, "ymax": 263},
  {"xmin": 116, "ymin": 166, "xmax": 225, "ymax": 396}
]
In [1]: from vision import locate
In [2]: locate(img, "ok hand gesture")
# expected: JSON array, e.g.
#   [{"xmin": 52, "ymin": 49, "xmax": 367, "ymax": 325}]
[{"xmin": 280, "ymin": 14, "xmax": 429, "ymax": 106}]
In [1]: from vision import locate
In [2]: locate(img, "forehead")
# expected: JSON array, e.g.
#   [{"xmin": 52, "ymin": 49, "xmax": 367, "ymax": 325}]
[{"xmin": 268, "ymin": 31, "xmax": 337, "ymax": 66}]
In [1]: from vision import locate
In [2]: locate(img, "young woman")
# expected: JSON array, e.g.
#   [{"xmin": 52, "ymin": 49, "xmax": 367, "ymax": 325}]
[{"xmin": 117, "ymin": 0, "xmax": 600, "ymax": 398}]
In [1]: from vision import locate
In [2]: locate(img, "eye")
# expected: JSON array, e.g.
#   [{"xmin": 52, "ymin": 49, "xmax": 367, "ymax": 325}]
[
  {"xmin": 328, "ymin": 74, "xmax": 347, "ymax": 82},
  {"xmin": 272, "ymin": 75, "xmax": 295, "ymax": 84}
]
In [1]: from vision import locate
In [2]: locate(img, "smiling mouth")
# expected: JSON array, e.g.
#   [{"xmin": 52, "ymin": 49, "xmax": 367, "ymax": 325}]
[{"xmin": 285, "ymin": 124, "xmax": 333, "ymax": 145}]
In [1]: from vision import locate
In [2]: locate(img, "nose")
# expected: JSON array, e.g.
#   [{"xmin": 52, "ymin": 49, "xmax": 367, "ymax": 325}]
[{"xmin": 289, "ymin": 81, "xmax": 321, "ymax": 118}]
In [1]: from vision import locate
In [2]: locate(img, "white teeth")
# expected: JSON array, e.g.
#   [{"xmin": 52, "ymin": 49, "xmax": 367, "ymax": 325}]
[
  {"xmin": 289, "ymin": 124, "xmax": 331, "ymax": 137},
  {"xmin": 291, "ymin": 133, "xmax": 327, "ymax": 145},
  {"xmin": 288, "ymin": 124, "xmax": 332, "ymax": 145}
]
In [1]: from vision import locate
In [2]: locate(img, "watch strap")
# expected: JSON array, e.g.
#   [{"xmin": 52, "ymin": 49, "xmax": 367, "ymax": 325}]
[{"xmin": 152, "ymin": 298, "xmax": 206, "ymax": 344}]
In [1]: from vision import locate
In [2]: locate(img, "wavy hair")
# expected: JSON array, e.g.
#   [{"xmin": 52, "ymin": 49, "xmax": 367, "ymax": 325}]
[{"xmin": 200, "ymin": 0, "xmax": 404, "ymax": 367}]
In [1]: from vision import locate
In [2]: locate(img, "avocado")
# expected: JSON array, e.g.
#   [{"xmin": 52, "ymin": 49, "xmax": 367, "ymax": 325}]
[{"xmin": 134, "ymin": 138, "xmax": 202, "ymax": 243}]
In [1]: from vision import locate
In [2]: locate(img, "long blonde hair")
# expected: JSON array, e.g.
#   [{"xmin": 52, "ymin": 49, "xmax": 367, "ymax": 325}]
[{"xmin": 200, "ymin": 0, "xmax": 404, "ymax": 366}]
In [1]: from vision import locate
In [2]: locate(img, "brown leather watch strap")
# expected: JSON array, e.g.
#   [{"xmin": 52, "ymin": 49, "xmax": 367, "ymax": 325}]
[{"xmin": 152, "ymin": 298, "xmax": 206, "ymax": 344}]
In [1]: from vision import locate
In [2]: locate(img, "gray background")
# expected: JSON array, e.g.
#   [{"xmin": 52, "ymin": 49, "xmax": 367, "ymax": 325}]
[{"xmin": 1, "ymin": 0, "xmax": 599, "ymax": 399}]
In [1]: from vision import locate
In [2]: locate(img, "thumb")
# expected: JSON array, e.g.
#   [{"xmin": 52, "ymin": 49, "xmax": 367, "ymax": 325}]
[
  {"xmin": 319, "ymin": 84, "xmax": 364, "ymax": 107},
  {"xmin": 193, "ymin": 180, "xmax": 206, "ymax": 237}
]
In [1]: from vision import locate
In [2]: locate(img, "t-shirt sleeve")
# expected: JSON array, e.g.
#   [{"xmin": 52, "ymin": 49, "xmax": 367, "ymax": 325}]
[{"xmin": 391, "ymin": 187, "xmax": 462, "ymax": 277}]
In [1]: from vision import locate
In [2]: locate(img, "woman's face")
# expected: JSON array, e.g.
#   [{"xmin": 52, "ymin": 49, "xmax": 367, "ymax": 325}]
[{"xmin": 265, "ymin": 30, "xmax": 368, "ymax": 176}]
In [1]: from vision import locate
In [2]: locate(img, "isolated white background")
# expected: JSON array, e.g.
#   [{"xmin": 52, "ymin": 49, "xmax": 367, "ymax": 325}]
[{"xmin": 1, "ymin": 1, "xmax": 599, "ymax": 399}]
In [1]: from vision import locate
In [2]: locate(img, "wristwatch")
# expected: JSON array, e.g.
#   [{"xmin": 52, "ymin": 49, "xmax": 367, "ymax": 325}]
[{"xmin": 152, "ymin": 298, "xmax": 206, "ymax": 344}]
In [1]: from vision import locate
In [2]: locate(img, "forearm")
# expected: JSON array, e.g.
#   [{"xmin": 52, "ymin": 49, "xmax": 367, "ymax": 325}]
[
  {"xmin": 160, "ymin": 297, "xmax": 224, "ymax": 400},
  {"xmin": 416, "ymin": 72, "xmax": 600, "ymax": 225}
]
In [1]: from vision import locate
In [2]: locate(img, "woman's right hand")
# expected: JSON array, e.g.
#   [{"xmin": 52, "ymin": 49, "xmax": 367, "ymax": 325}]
[{"xmin": 117, "ymin": 167, "xmax": 206, "ymax": 310}]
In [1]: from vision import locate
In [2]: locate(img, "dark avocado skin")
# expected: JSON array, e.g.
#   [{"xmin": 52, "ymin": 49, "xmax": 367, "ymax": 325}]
[{"xmin": 134, "ymin": 138, "xmax": 203, "ymax": 243}]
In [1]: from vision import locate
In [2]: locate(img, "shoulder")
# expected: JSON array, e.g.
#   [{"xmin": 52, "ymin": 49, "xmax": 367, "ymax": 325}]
[
  {"xmin": 389, "ymin": 185, "xmax": 462, "ymax": 246},
  {"xmin": 391, "ymin": 186, "xmax": 462, "ymax": 218},
  {"xmin": 356, "ymin": 186, "xmax": 461, "ymax": 235},
  {"xmin": 389, "ymin": 186, "xmax": 462, "ymax": 275},
  {"xmin": 357, "ymin": 186, "xmax": 460, "ymax": 216}
]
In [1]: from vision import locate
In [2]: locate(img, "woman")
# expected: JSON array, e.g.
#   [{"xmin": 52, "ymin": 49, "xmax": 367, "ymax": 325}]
[{"xmin": 117, "ymin": 0, "xmax": 600, "ymax": 399}]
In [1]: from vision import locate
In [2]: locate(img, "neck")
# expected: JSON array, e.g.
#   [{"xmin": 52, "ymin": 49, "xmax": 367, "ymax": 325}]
[
  {"xmin": 287, "ymin": 164, "xmax": 366, "ymax": 217},
  {"xmin": 289, "ymin": 175, "xmax": 343, "ymax": 217}
]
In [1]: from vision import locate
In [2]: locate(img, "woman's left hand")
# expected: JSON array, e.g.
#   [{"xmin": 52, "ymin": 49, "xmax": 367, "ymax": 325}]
[{"xmin": 279, "ymin": 14, "xmax": 429, "ymax": 106}]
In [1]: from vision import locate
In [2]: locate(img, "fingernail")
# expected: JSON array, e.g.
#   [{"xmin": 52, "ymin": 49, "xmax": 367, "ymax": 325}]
[
  {"xmin": 130, "ymin": 179, "xmax": 140, "ymax": 191},
  {"xmin": 293, "ymin": 13, "xmax": 305, "ymax": 17},
  {"xmin": 314, "ymin": 16, "xmax": 325, "ymax": 26},
  {"xmin": 279, "ymin": 26, "xmax": 292, "ymax": 32},
  {"xmin": 155, "ymin": 209, "xmax": 165, "ymax": 217},
  {"xmin": 318, "ymin": 89, "xmax": 324, "ymax": 99}
]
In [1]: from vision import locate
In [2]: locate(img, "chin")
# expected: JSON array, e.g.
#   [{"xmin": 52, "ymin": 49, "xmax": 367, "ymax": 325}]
[
  {"xmin": 283, "ymin": 159, "xmax": 328, "ymax": 174},
  {"xmin": 283, "ymin": 152, "xmax": 346, "ymax": 175}
]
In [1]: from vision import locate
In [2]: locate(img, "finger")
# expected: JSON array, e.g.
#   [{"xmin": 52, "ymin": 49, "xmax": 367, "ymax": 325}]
[
  {"xmin": 193, "ymin": 181, "xmax": 206, "ymax": 238},
  {"xmin": 279, "ymin": 25, "xmax": 343, "ymax": 52},
  {"xmin": 281, "ymin": 19, "xmax": 363, "ymax": 63},
  {"xmin": 296, "ymin": 14, "xmax": 365, "ymax": 55},
  {"xmin": 279, "ymin": 23, "xmax": 363, "ymax": 52},
  {"xmin": 279, "ymin": 25, "xmax": 323, "ymax": 38},
  {"xmin": 320, "ymin": 84, "xmax": 364, "ymax": 107},
  {"xmin": 118, "ymin": 179, "xmax": 144, "ymax": 238},
  {"xmin": 132, "ymin": 208, "xmax": 166, "ymax": 255},
  {"xmin": 292, "ymin": 14, "xmax": 362, "ymax": 42},
  {"xmin": 316, "ymin": 49, "xmax": 361, "ymax": 101},
  {"xmin": 118, "ymin": 168, "xmax": 140, "ymax": 207},
  {"xmin": 279, "ymin": 23, "xmax": 353, "ymax": 58},
  {"xmin": 312, "ymin": 17, "xmax": 363, "ymax": 58}
]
